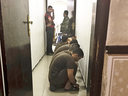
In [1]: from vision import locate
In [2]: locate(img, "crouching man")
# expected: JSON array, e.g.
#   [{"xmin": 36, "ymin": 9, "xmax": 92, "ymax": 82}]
[{"xmin": 48, "ymin": 48, "xmax": 84, "ymax": 91}]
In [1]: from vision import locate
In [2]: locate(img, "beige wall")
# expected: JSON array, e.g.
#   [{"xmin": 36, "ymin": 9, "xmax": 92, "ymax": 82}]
[
  {"xmin": 75, "ymin": 0, "xmax": 93, "ymax": 86},
  {"xmin": 29, "ymin": 0, "xmax": 46, "ymax": 69},
  {"xmin": 106, "ymin": 0, "xmax": 128, "ymax": 45},
  {"xmin": 101, "ymin": 0, "xmax": 128, "ymax": 96},
  {"xmin": 101, "ymin": 54, "xmax": 128, "ymax": 96}
]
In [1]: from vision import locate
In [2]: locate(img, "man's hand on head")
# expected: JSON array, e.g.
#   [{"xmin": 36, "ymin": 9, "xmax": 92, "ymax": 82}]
[{"xmin": 52, "ymin": 9, "xmax": 54, "ymax": 12}]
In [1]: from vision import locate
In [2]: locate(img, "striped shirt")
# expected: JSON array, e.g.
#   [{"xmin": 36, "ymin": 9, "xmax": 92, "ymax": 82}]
[{"xmin": 45, "ymin": 11, "xmax": 55, "ymax": 28}]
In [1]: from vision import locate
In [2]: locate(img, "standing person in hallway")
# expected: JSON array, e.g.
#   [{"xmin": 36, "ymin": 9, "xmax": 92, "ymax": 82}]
[
  {"xmin": 45, "ymin": 5, "xmax": 55, "ymax": 55},
  {"xmin": 60, "ymin": 10, "xmax": 69, "ymax": 35},
  {"xmin": 49, "ymin": 48, "xmax": 84, "ymax": 91},
  {"xmin": 67, "ymin": 11, "xmax": 75, "ymax": 36}
]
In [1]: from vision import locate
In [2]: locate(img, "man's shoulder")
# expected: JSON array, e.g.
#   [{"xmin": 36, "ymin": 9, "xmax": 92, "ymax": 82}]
[
  {"xmin": 45, "ymin": 11, "xmax": 50, "ymax": 16},
  {"xmin": 61, "ymin": 53, "xmax": 74, "ymax": 63},
  {"xmin": 55, "ymin": 44, "xmax": 69, "ymax": 53},
  {"xmin": 58, "ymin": 44, "xmax": 69, "ymax": 50},
  {"xmin": 53, "ymin": 52, "xmax": 72, "ymax": 62},
  {"xmin": 58, "ymin": 52, "xmax": 72, "ymax": 59},
  {"xmin": 59, "ymin": 41, "xmax": 65, "ymax": 45},
  {"xmin": 60, "ymin": 44, "xmax": 69, "ymax": 47}
]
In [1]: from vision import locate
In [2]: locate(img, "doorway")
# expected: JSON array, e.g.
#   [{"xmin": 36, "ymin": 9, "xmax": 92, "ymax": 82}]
[{"xmin": 0, "ymin": 0, "xmax": 111, "ymax": 95}]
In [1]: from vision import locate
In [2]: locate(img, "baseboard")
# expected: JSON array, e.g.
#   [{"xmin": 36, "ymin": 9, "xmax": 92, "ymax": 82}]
[
  {"xmin": 32, "ymin": 52, "xmax": 46, "ymax": 71},
  {"xmin": 78, "ymin": 66, "xmax": 87, "ymax": 89}
]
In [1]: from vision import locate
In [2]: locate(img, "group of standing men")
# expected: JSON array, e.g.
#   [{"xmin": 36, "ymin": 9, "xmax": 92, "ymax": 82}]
[
  {"xmin": 45, "ymin": 5, "xmax": 72, "ymax": 55},
  {"xmin": 45, "ymin": 5, "xmax": 84, "ymax": 91}
]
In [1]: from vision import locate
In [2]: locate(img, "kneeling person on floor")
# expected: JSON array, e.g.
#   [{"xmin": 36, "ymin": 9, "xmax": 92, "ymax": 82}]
[
  {"xmin": 54, "ymin": 35, "xmax": 68, "ymax": 52},
  {"xmin": 48, "ymin": 48, "xmax": 84, "ymax": 91}
]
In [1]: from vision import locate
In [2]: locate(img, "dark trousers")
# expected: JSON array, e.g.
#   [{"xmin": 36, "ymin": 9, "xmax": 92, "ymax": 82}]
[
  {"xmin": 46, "ymin": 28, "xmax": 54, "ymax": 54},
  {"xmin": 49, "ymin": 66, "xmax": 77, "ymax": 86}
]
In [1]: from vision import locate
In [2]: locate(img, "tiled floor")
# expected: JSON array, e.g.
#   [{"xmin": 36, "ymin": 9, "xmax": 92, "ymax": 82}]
[{"xmin": 32, "ymin": 55, "xmax": 87, "ymax": 96}]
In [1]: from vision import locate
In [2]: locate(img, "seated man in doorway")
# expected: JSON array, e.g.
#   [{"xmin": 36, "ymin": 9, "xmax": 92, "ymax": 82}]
[
  {"xmin": 54, "ymin": 35, "xmax": 68, "ymax": 52},
  {"xmin": 60, "ymin": 10, "xmax": 69, "ymax": 35},
  {"xmin": 48, "ymin": 48, "xmax": 84, "ymax": 91}
]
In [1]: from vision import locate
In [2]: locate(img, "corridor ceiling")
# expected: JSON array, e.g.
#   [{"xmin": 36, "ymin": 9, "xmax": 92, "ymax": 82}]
[{"xmin": 48, "ymin": 0, "xmax": 67, "ymax": 3}]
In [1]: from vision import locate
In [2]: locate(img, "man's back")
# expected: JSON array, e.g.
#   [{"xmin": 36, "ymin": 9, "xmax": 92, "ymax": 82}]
[
  {"xmin": 54, "ymin": 41, "xmax": 66, "ymax": 51},
  {"xmin": 49, "ymin": 52, "xmax": 76, "ymax": 80},
  {"xmin": 53, "ymin": 44, "xmax": 70, "ymax": 56}
]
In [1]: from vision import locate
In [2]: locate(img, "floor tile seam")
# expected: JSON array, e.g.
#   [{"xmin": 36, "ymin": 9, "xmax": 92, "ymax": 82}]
[
  {"xmin": 42, "ymin": 63, "xmax": 50, "ymax": 96},
  {"xmin": 42, "ymin": 79, "xmax": 50, "ymax": 96},
  {"xmin": 33, "ymin": 77, "xmax": 47, "ymax": 96},
  {"xmin": 42, "ymin": 56, "xmax": 52, "ymax": 96}
]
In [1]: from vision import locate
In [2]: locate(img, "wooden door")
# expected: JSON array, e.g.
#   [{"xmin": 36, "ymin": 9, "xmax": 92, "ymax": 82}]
[
  {"xmin": 0, "ymin": 0, "xmax": 33, "ymax": 96},
  {"xmin": 67, "ymin": 0, "xmax": 76, "ymax": 36}
]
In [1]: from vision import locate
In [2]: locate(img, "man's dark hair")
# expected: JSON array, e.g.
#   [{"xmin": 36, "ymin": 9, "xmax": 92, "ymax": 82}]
[
  {"xmin": 64, "ymin": 10, "xmax": 68, "ymax": 16},
  {"xmin": 68, "ymin": 34, "xmax": 75, "ymax": 38},
  {"xmin": 70, "ymin": 39, "xmax": 78, "ymax": 44},
  {"xmin": 72, "ymin": 43, "xmax": 80, "ymax": 48},
  {"xmin": 69, "ymin": 43, "xmax": 80, "ymax": 51},
  {"xmin": 62, "ymin": 35, "xmax": 68, "ymax": 42},
  {"xmin": 69, "ymin": 44, "xmax": 79, "ymax": 51},
  {"xmin": 48, "ymin": 5, "xmax": 52, "ymax": 9},
  {"xmin": 68, "ymin": 35, "xmax": 73, "ymax": 38},
  {"xmin": 72, "ymin": 48, "xmax": 84, "ymax": 58}
]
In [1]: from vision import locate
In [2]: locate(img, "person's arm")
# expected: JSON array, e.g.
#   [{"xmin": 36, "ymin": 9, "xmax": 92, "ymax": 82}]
[
  {"xmin": 48, "ymin": 17, "xmax": 52, "ymax": 22},
  {"xmin": 67, "ymin": 69, "xmax": 76, "ymax": 85},
  {"xmin": 52, "ymin": 9, "xmax": 54, "ymax": 20},
  {"xmin": 47, "ymin": 15, "xmax": 52, "ymax": 27}
]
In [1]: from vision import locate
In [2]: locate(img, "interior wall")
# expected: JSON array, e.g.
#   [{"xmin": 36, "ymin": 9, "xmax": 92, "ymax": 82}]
[
  {"xmin": 67, "ymin": 0, "xmax": 74, "ymax": 18},
  {"xmin": 106, "ymin": 0, "xmax": 128, "ymax": 45},
  {"xmin": 29, "ymin": 0, "xmax": 46, "ymax": 69},
  {"xmin": 75, "ymin": 0, "xmax": 93, "ymax": 86},
  {"xmin": 101, "ymin": 0, "xmax": 128, "ymax": 96}
]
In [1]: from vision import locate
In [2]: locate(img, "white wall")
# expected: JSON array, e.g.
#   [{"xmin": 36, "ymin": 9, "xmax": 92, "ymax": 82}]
[
  {"xmin": 76, "ymin": 0, "xmax": 93, "ymax": 86},
  {"xmin": 29, "ymin": 0, "xmax": 46, "ymax": 69}
]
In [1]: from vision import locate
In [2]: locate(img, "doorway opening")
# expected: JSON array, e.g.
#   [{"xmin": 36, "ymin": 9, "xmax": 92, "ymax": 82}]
[{"xmin": 0, "ymin": 0, "xmax": 111, "ymax": 95}]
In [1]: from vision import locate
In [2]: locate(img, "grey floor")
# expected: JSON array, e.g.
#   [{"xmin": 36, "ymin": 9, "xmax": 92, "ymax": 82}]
[{"xmin": 32, "ymin": 55, "xmax": 87, "ymax": 96}]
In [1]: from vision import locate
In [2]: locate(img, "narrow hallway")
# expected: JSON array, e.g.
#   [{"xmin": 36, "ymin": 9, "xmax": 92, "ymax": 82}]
[{"xmin": 32, "ymin": 55, "xmax": 86, "ymax": 96}]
